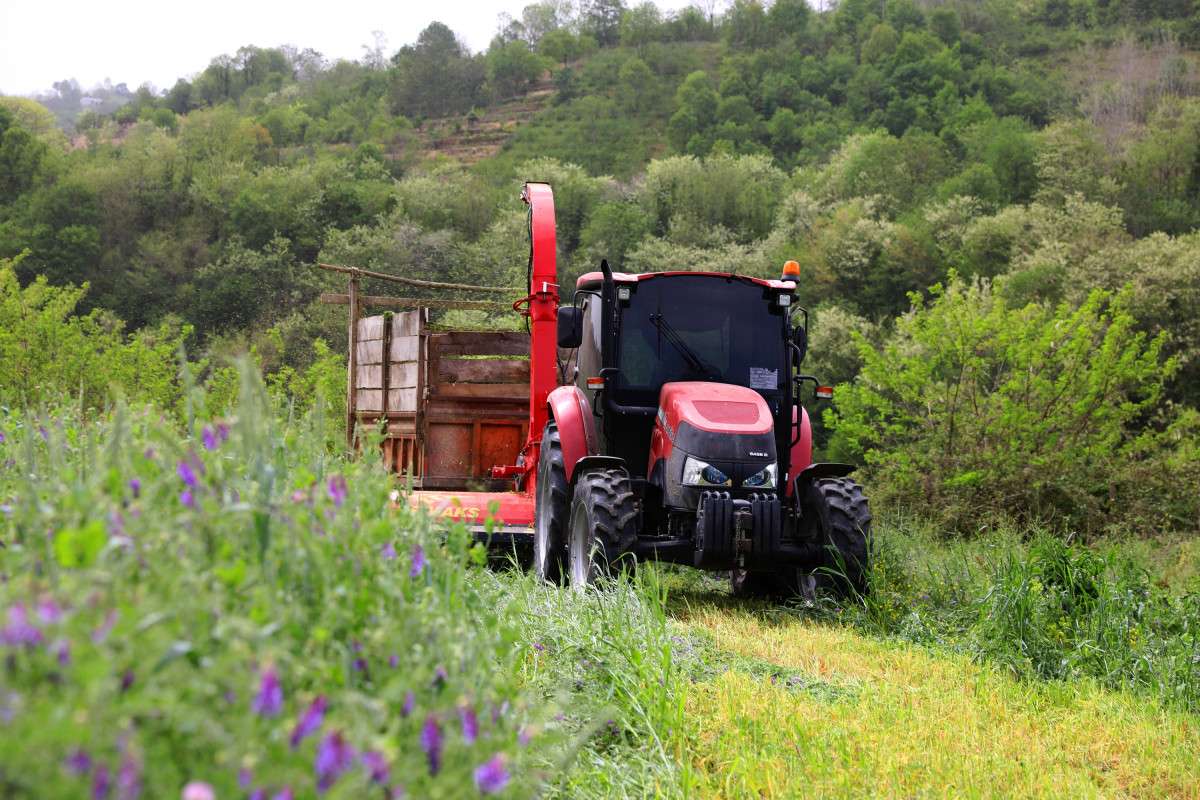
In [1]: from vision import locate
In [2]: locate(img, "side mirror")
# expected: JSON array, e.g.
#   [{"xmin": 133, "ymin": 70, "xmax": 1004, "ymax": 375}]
[
  {"xmin": 557, "ymin": 306, "xmax": 583, "ymax": 349},
  {"xmin": 791, "ymin": 326, "xmax": 807, "ymax": 365}
]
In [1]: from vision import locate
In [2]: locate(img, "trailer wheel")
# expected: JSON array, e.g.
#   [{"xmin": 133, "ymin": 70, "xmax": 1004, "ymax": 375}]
[
  {"xmin": 798, "ymin": 477, "xmax": 872, "ymax": 597},
  {"xmin": 566, "ymin": 469, "xmax": 638, "ymax": 589},
  {"xmin": 534, "ymin": 422, "xmax": 569, "ymax": 584}
]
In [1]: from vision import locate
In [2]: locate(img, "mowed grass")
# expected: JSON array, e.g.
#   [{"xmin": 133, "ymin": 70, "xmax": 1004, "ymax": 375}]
[{"xmin": 673, "ymin": 601, "xmax": 1200, "ymax": 799}]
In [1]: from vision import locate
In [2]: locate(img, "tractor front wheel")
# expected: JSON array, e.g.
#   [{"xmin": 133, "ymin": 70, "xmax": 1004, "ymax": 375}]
[
  {"xmin": 566, "ymin": 469, "xmax": 639, "ymax": 589},
  {"xmin": 533, "ymin": 422, "xmax": 569, "ymax": 584},
  {"xmin": 800, "ymin": 477, "xmax": 872, "ymax": 597}
]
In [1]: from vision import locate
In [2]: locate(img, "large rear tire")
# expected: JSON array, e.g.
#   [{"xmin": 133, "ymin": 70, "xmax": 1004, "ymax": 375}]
[
  {"xmin": 566, "ymin": 469, "xmax": 639, "ymax": 589},
  {"xmin": 533, "ymin": 422, "xmax": 569, "ymax": 584},
  {"xmin": 800, "ymin": 477, "xmax": 872, "ymax": 597}
]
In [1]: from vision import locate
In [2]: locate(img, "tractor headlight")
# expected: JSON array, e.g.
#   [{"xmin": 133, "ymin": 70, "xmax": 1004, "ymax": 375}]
[
  {"xmin": 682, "ymin": 457, "xmax": 731, "ymax": 487},
  {"xmin": 742, "ymin": 463, "xmax": 777, "ymax": 489}
]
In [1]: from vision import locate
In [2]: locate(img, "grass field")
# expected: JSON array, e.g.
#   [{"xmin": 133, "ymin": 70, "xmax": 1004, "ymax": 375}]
[{"xmin": 2, "ymin": 380, "xmax": 1198, "ymax": 798}]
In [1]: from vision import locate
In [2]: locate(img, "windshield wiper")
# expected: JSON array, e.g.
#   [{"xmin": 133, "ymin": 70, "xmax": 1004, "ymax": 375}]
[{"xmin": 650, "ymin": 313, "xmax": 718, "ymax": 379}]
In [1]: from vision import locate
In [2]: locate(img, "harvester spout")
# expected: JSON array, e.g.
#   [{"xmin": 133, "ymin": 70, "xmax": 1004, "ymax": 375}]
[{"xmin": 518, "ymin": 182, "xmax": 559, "ymax": 481}]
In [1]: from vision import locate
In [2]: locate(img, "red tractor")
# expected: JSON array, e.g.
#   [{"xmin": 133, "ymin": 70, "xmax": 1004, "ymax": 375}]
[{"xmin": 381, "ymin": 183, "xmax": 870, "ymax": 596}]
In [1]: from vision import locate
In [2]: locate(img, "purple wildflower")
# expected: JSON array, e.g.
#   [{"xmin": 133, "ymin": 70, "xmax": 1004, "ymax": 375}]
[
  {"xmin": 409, "ymin": 544, "xmax": 426, "ymax": 578},
  {"xmin": 381, "ymin": 541, "xmax": 397, "ymax": 560},
  {"xmin": 0, "ymin": 430, "xmax": 5, "ymax": 443},
  {"xmin": 108, "ymin": 512, "xmax": 129, "ymax": 544},
  {"xmin": 128, "ymin": 478, "xmax": 141, "ymax": 498},
  {"xmin": 92, "ymin": 764, "xmax": 111, "ymax": 799},
  {"xmin": 271, "ymin": 789, "xmax": 294, "ymax": 800},
  {"xmin": 360, "ymin": 750, "xmax": 390, "ymax": 785},
  {"xmin": 389, "ymin": 653, "xmax": 400, "ymax": 669},
  {"xmin": 37, "ymin": 597, "xmax": 63, "ymax": 625},
  {"xmin": 251, "ymin": 666, "xmax": 283, "ymax": 717},
  {"xmin": 179, "ymin": 490, "xmax": 195, "ymax": 508},
  {"xmin": 532, "ymin": 642, "xmax": 545, "ymax": 652},
  {"xmin": 143, "ymin": 447, "xmax": 156, "ymax": 460},
  {"xmin": 64, "ymin": 748, "xmax": 92, "ymax": 776},
  {"xmin": 518, "ymin": 726, "xmax": 533, "ymax": 747},
  {"xmin": 53, "ymin": 639, "xmax": 71, "ymax": 666},
  {"xmin": 38, "ymin": 425, "xmax": 49, "ymax": 442},
  {"xmin": 177, "ymin": 461, "xmax": 198, "ymax": 488},
  {"xmin": 238, "ymin": 768, "xmax": 253, "ymax": 789},
  {"xmin": 249, "ymin": 791, "xmax": 266, "ymax": 800},
  {"xmin": 327, "ymin": 475, "xmax": 347, "ymax": 507},
  {"xmin": 289, "ymin": 695, "xmax": 327, "ymax": 748},
  {"xmin": 460, "ymin": 705, "xmax": 479, "ymax": 744},
  {"xmin": 0, "ymin": 504, "xmax": 12, "ymax": 515},
  {"xmin": 201, "ymin": 426, "xmax": 218, "ymax": 451},
  {"xmin": 2, "ymin": 604, "xmax": 42, "ymax": 647},
  {"xmin": 216, "ymin": 422, "xmax": 230, "ymax": 443},
  {"xmin": 314, "ymin": 731, "xmax": 356, "ymax": 793},
  {"xmin": 120, "ymin": 669, "xmax": 135, "ymax": 693},
  {"xmin": 291, "ymin": 489, "xmax": 307, "ymax": 503},
  {"xmin": 352, "ymin": 657, "xmax": 368, "ymax": 675},
  {"xmin": 92, "ymin": 610, "xmax": 117, "ymax": 644},
  {"xmin": 181, "ymin": 782, "xmax": 216, "ymax": 800},
  {"xmin": 116, "ymin": 753, "xmax": 142, "ymax": 800},
  {"xmin": 419, "ymin": 715, "xmax": 443, "ymax": 776},
  {"xmin": 401, "ymin": 690, "xmax": 415, "ymax": 717},
  {"xmin": 432, "ymin": 665, "xmax": 447, "ymax": 688},
  {"xmin": 474, "ymin": 755, "xmax": 510, "ymax": 795}
]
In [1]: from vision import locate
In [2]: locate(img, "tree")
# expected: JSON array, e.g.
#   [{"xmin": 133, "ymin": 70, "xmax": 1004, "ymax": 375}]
[
  {"xmin": 0, "ymin": 109, "xmax": 48, "ymax": 198},
  {"xmin": 668, "ymin": 71, "xmax": 718, "ymax": 153},
  {"xmin": 539, "ymin": 29, "xmax": 582, "ymax": 65},
  {"xmin": 616, "ymin": 57, "xmax": 655, "ymax": 112},
  {"xmin": 390, "ymin": 22, "xmax": 486, "ymax": 117},
  {"xmin": 766, "ymin": 0, "xmax": 810, "ymax": 42},
  {"xmin": 487, "ymin": 40, "xmax": 547, "ymax": 99},
  {"xmin": 723, "ymin": 0, "xmax": 770, "ymax": 50},
  {"xmin": 580, "ymin": 0, "xmax": 625, "ymax": 47},
  {"xmin": 620, "ymin": 2, "xmax": 665, "ymax": 53}
]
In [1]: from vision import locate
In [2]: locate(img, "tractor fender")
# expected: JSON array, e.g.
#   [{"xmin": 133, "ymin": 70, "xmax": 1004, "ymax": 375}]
[
  {"xmin": 547, "ymin": 385, "xmax": 599, "ymax": 481},
  {"xmin": 793, "ymin": 462, "xmax": 857, "ymax": 494},
  {"xmin": 786, "ymin": 405, "xmax": 815, "ymax": 497},
  {"xmin": 570, "ymin": 455, "xmax": 629, "ymax": 488}
]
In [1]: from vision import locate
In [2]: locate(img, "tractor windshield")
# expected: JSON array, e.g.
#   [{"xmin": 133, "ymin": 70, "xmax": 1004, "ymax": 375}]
[{"xmin": 614, "ymin": 275, "xmax": 787, "ymax": 406}]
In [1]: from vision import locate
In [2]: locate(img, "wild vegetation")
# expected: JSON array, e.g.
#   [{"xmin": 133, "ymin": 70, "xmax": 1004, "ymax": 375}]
[{"xmin": 3, "ymin": 0, "xmax": 1200, "ymax": 795}]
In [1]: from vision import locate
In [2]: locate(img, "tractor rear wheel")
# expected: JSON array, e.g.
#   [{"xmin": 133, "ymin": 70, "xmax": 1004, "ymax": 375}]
[
  {"xmin": 533, "ymin": 422, "xmax": 569, "ymax": 584},
  {"xmin": 798, "ymin": 477, "xmax": 872, "ymax": 597},
  {"xmin": 566, "ymin": 469, "xmax": 639, "ymax": 589}
]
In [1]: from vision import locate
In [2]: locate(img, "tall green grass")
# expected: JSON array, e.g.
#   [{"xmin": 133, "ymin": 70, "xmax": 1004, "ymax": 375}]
[
  {"xmin": 836, "ymin": 518, "xmax": 1200, "ymax": 712},
  {"xmin": 0, "ymin": 365, "xmax": 680, "ymax": 797}
]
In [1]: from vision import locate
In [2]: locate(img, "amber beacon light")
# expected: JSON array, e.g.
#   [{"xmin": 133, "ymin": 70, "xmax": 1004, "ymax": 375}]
[{"xmin": 781, "ymin": 260, "xmax": 801, "ymax": 281}]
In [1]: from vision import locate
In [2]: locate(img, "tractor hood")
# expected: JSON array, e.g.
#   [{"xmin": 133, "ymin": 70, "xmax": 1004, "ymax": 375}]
[
  {"xmin": 651, "ymin": 382, "xmax": 778, "ymax": 507},
  {"xmin": 658, "ymin": 382, "xmax": 773, "ymax": 437}
]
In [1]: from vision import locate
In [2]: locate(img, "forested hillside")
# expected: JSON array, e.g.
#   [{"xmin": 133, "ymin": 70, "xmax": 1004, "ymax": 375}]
[{"xmin": 3, "ymin": 0, "xmax": 1200, "ymax": 531}]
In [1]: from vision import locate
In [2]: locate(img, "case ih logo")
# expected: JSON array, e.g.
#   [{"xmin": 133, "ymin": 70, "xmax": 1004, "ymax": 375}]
[{"xmin": 748, "ymin": 451, "xmax": 768, "ymax": 457}]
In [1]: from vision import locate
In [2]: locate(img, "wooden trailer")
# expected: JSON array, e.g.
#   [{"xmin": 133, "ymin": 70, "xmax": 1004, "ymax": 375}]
[
  {"xmin": 318, "ymin": 262, "xmax": 541, "ymax": 537},
  {"xmin": 350, "ymin": 309, "xmax": 530, "ymax": 492},
  {"xmin": 319, "ymin": 184, "xmax": 560, "ymax": 541}
]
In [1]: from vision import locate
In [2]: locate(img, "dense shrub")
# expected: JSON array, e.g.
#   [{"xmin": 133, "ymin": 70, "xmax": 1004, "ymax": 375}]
[
  {"xmin": 0, "ymin": 255, "xmax": 186, "ymax": 411},
  {"xmin": 827, "ymin": 276, "xmax": 1194, "ymax": 533}
]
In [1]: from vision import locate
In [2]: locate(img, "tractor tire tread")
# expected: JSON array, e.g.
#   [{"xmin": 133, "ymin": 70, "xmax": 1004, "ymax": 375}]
[
  {"xmin": 809, "ymin": 477, "xmax": 871, "ymax": 595},
  {"xmin": 534, "ymin": 421, "xmax": 570, "ymax": 583},
  {"xmin": 573, "ymin": 468, "xmax": 638, "ymax": 580}
]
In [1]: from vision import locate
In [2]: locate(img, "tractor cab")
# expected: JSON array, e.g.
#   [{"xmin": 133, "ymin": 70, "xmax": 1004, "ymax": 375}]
[{"xmin": 569, "ymin": 270, "xmax": 792, "ymax": 485}]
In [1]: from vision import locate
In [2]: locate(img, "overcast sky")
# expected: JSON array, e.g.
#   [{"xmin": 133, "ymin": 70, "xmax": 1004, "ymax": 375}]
[{"xmin": 0, "ymin": 0, "xmax": 700, "ymax": 97}]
